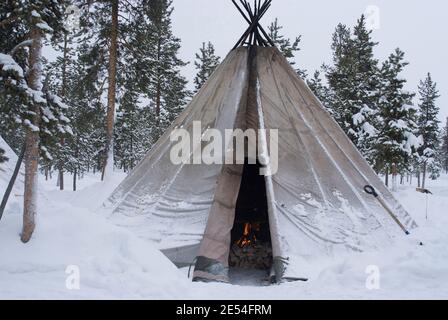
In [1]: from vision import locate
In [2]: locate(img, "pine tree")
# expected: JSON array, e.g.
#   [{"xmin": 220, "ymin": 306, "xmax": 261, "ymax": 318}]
[
  {"xmin": 417, "ymin": 73, "xmax": 441, "ymax": 186},
  {"xmin": 441, "ymin": 117, "xmax": 448, "ymax": 174},
  {"xmin": 194, "ymin": 41, "xmax": 220, "ymax": 92},
  {"xmin": 268, "ymin": 18, "xmax": 307, "ymax": 79},
  {"xmin": 0, "ymin": 0, "xmax": 71, "ymax": 242},
  {"xmin": 66, "ymin": 35, "xmax": 107, "ymax": 188},
  {"xmin": 114, "ymin": 86, "xmax": 148, "ymax": 172},
  {"xmin": 45, "ymin": 3, "xmax": 78, "ymax": 190},
  {"xmin": 0, "ymin": 0, "xmax": 29, "ymax": 152},
  {"xmin": 101, "ymin": 0, "xmax": 119, "ymax": 181},
  {"xmin": 133, "ymin": 0, "xmax": 190, "ymax": 141},
  {"xmin": 373, "ymin": 48, "xmax": 418, "ymax": 186},
  {"xmin": 307, "ymin": 69, "xmax": 332, "ymax": 113},
  {"xmin": 67, "ymin": 0, "xmax": 140, "ymax": 180},
  {"xmin": 112, "ymin": 0, "xmax": 190, "ymax": 171},
  {"xmin": 326, "ymin": 16, "xmax": 380, "ymax": 161}
]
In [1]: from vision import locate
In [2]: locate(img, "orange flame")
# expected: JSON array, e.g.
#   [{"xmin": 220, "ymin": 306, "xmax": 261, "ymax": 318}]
[{"xmin": 236, "ymin": 222, "xmax": 259, "ymax": 248}]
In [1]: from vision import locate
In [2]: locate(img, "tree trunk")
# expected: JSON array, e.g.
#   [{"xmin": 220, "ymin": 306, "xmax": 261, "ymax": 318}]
[
  {"xmin": 101, "ymin": 0, "xmax": 119, "ymax": 181},
  {"xmin": 417, "ymin": 170, "xmax": 421, "ymax": 188},
  {"xmin": 58, "ymin": 165, "xmax": 64, "ymax": 190},
  {"xmin": 385, "ymin": 167, "xmax": 389, "ymax": 187},
  {"xmin": 73, "ymin": 146, "xmax": 79, "ymax": 191},
  {"xmin": 155, "ymin": 38, "xmax": 162, "ymax": 120},
  {"xmin": 21, "ymin": 27, "xmax": 42, "ymax": 243},
  {"xmin": 156, "ymin": 80, "xmax": 161, "ymax": 119},
  {"xmin": 73, "ymin": 167, "xmax": 77, "ymax": 191},
  {"xmin": 422, "ymin": 162, "xmax": 427, "ymax": 189},
  {"xmin": 58, "ymin": 32, "xmax": 69, "ymax": 191},
  {"xmin": 391, "ymin": 163, "xmax": 397, "ymax": 192}
]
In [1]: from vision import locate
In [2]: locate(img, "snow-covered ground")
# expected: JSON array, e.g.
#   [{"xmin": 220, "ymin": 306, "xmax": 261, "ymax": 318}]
[{"xmin": 1, "ymin": 163, "xmax": 448, "ymax": 299}]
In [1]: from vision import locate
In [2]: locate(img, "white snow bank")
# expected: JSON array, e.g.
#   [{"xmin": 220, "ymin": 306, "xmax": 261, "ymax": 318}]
[
  {"xmin": 1, "ymin": 169, "xmax": 448, "ymax": 299},
  {"xmin": 42, "ymin": 171, "xmax": 126, "ymax": 210},
  {"xmin": 0, "ymin": 198, "xmax": 190, "ymax": 299}
]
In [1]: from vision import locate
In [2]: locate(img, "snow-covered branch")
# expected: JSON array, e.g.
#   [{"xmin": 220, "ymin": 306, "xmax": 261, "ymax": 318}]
[{"xmin": 9, "ymin": 40, "xmax": 34, "ymax": 56}]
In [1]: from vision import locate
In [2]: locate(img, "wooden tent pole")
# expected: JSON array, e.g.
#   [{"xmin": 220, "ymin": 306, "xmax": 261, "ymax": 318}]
[
  {"xmin": 232, "ymin": 0, "xmax": 271, "ymax": 49},
  {"xmin": 0, "ymin": 144, "xmax": 25, "ymax": 222}
]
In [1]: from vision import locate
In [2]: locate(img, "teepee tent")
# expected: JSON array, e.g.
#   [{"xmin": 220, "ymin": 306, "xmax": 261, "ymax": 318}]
[{"xmin": 105, "ymin": 0, "xmax": 416, "ymax": 283}]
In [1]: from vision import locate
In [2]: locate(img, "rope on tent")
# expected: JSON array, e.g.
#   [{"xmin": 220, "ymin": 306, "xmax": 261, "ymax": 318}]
[{"xmin": 187, "ymin": 257, "xmax": 198, "ymax": 279}]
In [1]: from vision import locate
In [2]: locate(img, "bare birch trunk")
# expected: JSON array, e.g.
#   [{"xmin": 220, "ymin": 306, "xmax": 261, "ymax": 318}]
[
  {"xmin": 101, "ymin": 0, "xmax": 119, "ymax": 181},
  {"xmin": 21, "ymin": 27, "xmax": 42, "ymax": 243}
]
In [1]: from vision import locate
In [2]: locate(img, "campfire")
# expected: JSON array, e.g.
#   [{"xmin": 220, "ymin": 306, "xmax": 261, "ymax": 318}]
[
  {"xmin": 236, "ymin": 222, "xmax": 260, "ymax": 248},
  {"xmin": 230, "ymin": 221, "xmax": 272, "ymax": 270}
]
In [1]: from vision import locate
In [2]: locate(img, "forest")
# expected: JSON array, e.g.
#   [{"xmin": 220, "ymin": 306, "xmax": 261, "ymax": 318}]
[{"xmin": 1, "ymin": 0, "xmax": 447, "ymax": 242}]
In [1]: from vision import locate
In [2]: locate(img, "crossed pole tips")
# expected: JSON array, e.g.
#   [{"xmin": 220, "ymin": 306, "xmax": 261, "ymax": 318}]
[{"xmin": 232, "ymin": 0, "xmax": 276, "ymax": 49}]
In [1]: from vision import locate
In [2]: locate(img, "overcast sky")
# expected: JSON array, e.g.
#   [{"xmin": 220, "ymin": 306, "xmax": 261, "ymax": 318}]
[{"xmin": 171, "ymin": 0, "xmax": 448, "ymax": 122}]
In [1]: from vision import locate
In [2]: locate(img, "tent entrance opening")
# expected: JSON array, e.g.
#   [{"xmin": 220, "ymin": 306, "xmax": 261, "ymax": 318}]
[{"xmin": 229, "ymin": 159, "xmax": 273, "ymax": 271}]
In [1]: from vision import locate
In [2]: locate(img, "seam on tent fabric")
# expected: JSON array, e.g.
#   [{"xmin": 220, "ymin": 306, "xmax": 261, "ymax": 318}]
[
  {"xmin": 141, "ymin": 52, "xmax": 250, "ymax": 220},
  {"xmin": 282, "ymin": 64, "xmax": 402, "ymax": 230},
  {"xmin": 255, "ymin": 76, "xmax": 285, "ymax": 263},
  {"xmin": 278, "ymin": 61, "xmax": 393, "ymax": 242},
  {"xmin": 108, "ymin": 50, "xmax": 241, "ymax": 209},
  {"xmin": 264, "ymin": 50, "xmax": 330, "ymax": 210},
  {"xmin": 112, "ymin": 52, "xmax": 245, "ymax": 215},
  {"xmin": 282, "ymin": 86, "xmax": 375, "ymax": 236},
  {"xmin": 267, "ymin": 53, "xmax": 380, "ymax": 241},
  {"xmin": 279, "ymin": 55, "xmax": 415, "ymax": 230}
]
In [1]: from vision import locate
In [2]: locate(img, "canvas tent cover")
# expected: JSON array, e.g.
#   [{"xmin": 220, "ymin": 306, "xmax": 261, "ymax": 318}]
[{"xmin": 105, "ymin": 46, "xmax": 416, "ymax": 281}]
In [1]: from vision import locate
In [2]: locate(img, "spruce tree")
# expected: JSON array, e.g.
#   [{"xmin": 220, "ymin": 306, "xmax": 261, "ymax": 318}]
[
  {"xmin": 373, "ymin": 48, "xmax": 418, "ymax": 185},
  {"xmin": 441, "ymin": 117, "xmax": 448, "ymax": 174},
  {"xmin": 0, "ymin": 0, "xmax": 29, "ymax": 152},
  {"xmin": 114, "ymin": 86, "xmax": 148, "ymax": 172},
  {"xmin": 417, "ymin": 73, "xmax": 441, "ymax": 186},
  {"xmin": 326, "ymin": 16, "xmax": 380, "ymax": 161},
  {"xmin": 194, "ymin": 41, "xmax": 220, "ymax": 92},
  {"xmin": 268, "ymin": 18, "xmax": 307, "ymax": 79},
  {"xmin": 307, "ymin": 69, "xmax": 332, "ymax": 113}
]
